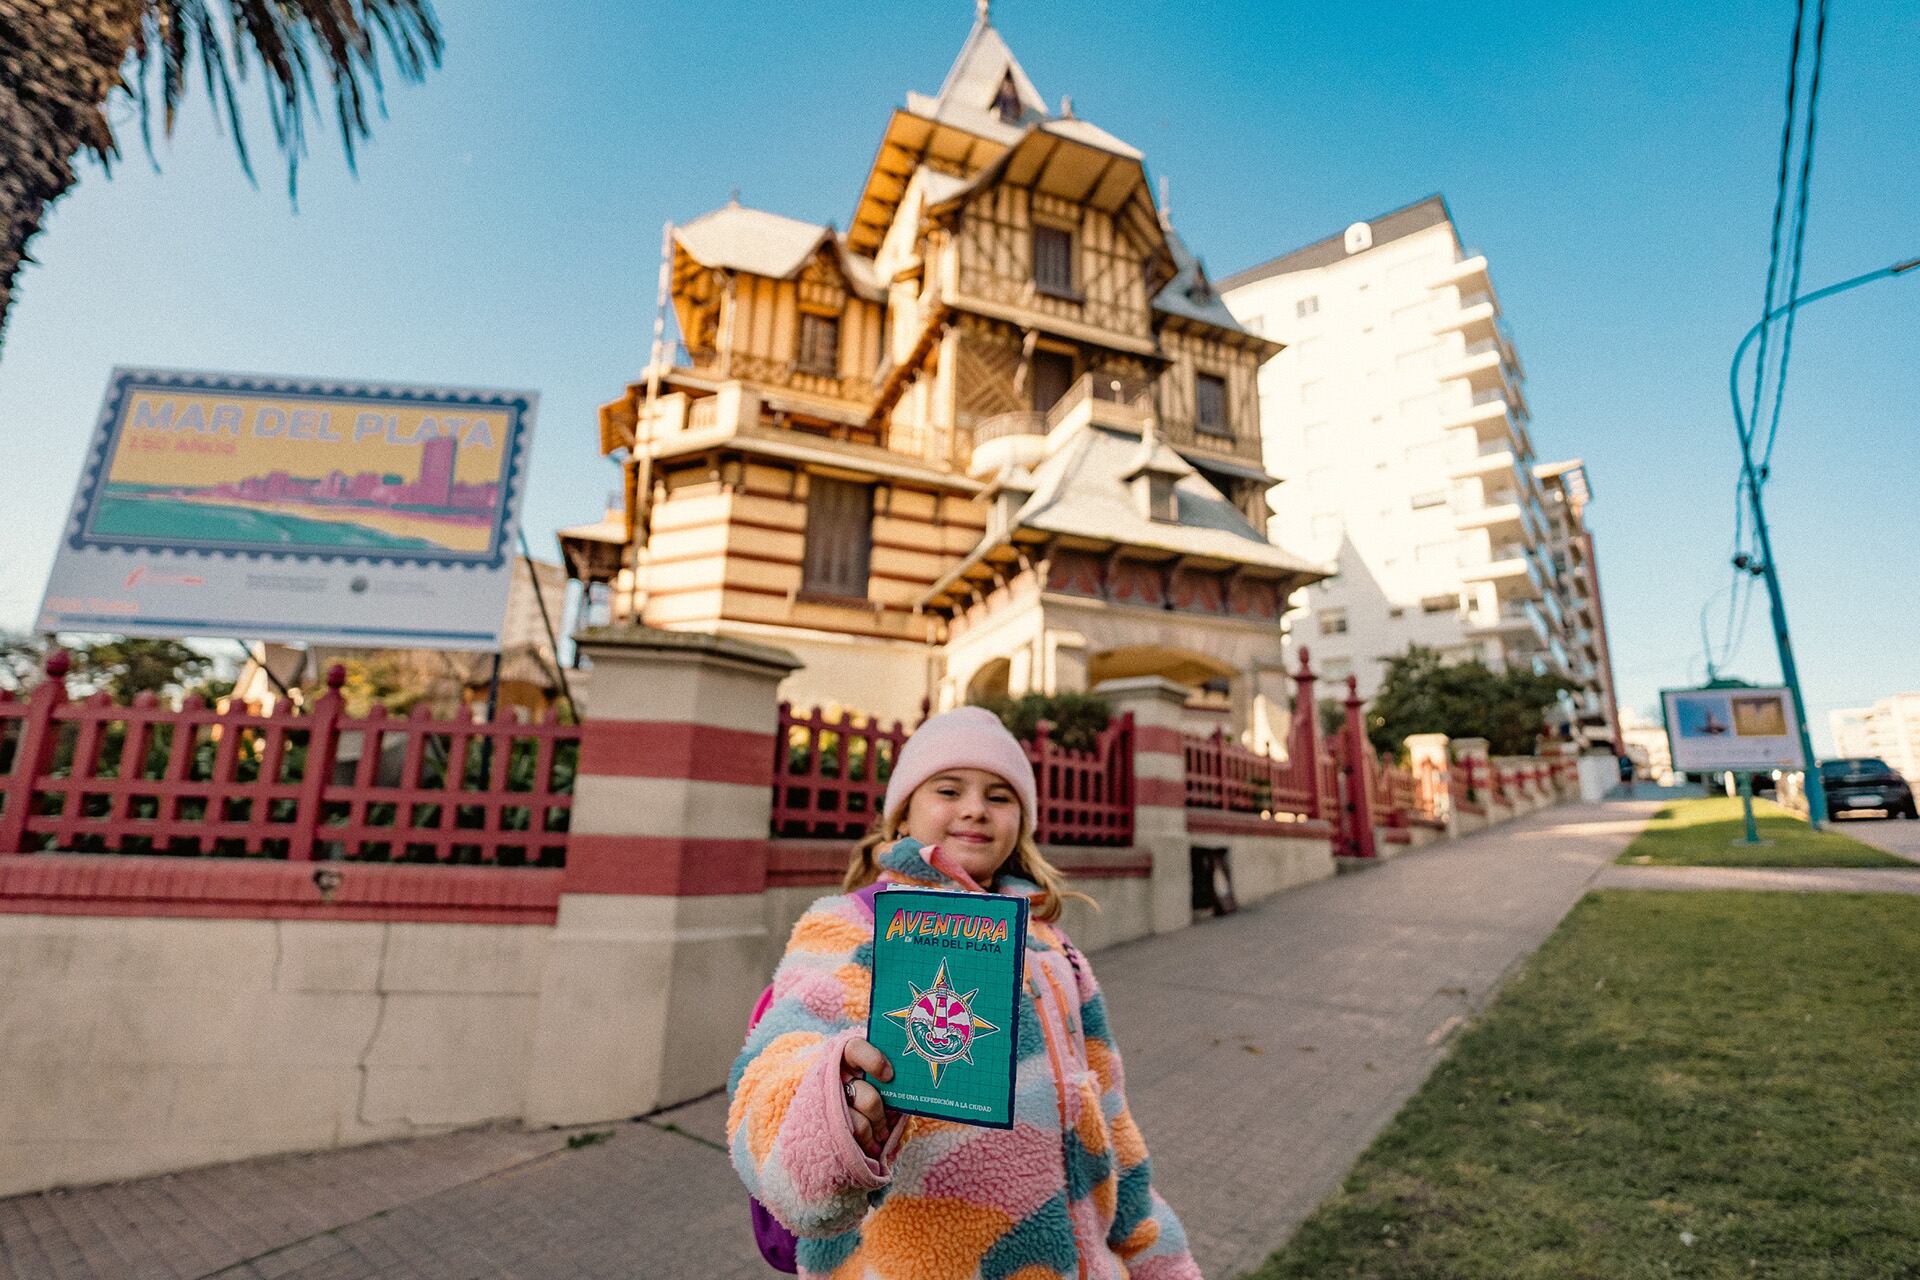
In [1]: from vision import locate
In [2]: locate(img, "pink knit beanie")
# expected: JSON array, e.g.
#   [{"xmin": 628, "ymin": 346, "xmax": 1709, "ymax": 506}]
[{"xmin": 883, "ymin": 706, "xmax": 1037, "ymax": 835}]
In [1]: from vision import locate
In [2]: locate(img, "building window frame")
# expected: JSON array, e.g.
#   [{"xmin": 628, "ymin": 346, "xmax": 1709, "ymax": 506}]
[
  {"xmin": 801, "ymin": 474, "xmax": 872, "ymax": 602},
  {"xmin": 1032, "ymin": 223, "xmax": 1079, "ymax": 300},
  {"xmin": 1319, "ymin": 608, "xmax": 1349, "ymax": 636},
  {"xmin": 1194, "ymin": 371, "xmax": 1231, "ymax": 437},
  {"xmin": 796, "ymin": 311, "xmax": 840, "ymax": 377},
  {"xmin": 1296, "ymin": 295, "xmax": 1320, "ymax": 318}
]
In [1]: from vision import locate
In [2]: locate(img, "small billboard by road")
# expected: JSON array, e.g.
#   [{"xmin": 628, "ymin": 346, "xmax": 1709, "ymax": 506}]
[
  {"xmin": 36, "ymin": 368, "xmax": 537, "ymax": 650},
  {"xmin": 1661, "ymin": 685, "xmax": 1805, "ymax": 774}
]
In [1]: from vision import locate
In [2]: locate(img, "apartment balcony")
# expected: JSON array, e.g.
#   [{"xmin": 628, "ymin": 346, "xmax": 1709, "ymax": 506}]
[
  {"xmin": 1460, "ymin": 556, "xmax": 1535, "ymax": 599},
  {"xmin": 1433, "ymin": 299, "xmax": 1499, "ymax": 343},
  {"xmin": 1433, "ymin": 254, "xmax": 1492, "ymax": 294},
  {"xmin": 1438, "ymin": 343, "xmax": 1505, "ymax": 391},
  {"xmin": 1455, "ymin": 502, "xmax": 1525, "ymax": 539},
  {"xmin": 1440, "ymin": 391, "xmax": 1519, "ymax": 442},
  {"xmin": 1449, "ymin": 444, "xmax": 1516, "ymax": 483},
  {"xmin": 1466, "ymin": 602, "xmax": 1537, "ymax": 638}
]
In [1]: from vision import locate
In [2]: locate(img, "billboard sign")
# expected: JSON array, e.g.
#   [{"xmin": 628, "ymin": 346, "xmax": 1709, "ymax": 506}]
[
  {"xmin": 37, "ymin": 368, "xmax": 537, "ymax": 650},
  {"xmin": 1660, "ymin": 685, "xmax": 1806, "ymax": 774}
]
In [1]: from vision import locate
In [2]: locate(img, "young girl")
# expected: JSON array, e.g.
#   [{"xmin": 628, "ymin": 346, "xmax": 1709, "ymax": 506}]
[{"xmin": 728, "ymin": 706, "xmax": 1202, "ymax": 1279}]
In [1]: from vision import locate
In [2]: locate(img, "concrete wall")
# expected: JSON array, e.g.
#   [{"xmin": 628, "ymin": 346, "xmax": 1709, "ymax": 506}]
[
  {"xmin": 1193, "ymin": 831, "xmax": 1336, "ymax": 904},
  {"xmin": 0, "ymin": 915, "xmax": 545, "ymax": 1197}
]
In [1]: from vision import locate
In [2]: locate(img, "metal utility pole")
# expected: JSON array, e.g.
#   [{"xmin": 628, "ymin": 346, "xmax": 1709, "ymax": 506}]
[{"xmin": 1728, "ymin": 256, "xmax": 1918, "ymax": 829}]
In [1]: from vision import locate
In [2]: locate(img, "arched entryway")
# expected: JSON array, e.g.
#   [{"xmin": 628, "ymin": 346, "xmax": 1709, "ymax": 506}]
[
  {"xmin": 966, "ymin": 656, "xmax": 1012, "ymax": 703},
  {"xmin": 1086, "ymin": 645, "xmax": 1236, "ymax": 690}
]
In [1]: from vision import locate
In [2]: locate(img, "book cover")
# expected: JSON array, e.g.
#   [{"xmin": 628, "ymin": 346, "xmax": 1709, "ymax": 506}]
[{"xmin": 866, "ymin": 886, "xmax": 1029, "ymax": 1129}]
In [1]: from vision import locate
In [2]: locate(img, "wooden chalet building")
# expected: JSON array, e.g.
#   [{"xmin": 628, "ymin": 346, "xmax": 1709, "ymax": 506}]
[{"xmin": 581, "ymin": 5, "xmax": 1328, "ymax": 743}]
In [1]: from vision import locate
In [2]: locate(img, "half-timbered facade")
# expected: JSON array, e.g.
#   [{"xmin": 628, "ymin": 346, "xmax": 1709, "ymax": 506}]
[{"xmin": 586, "ymin": 6, "xmax": 1327, "ymax": 740}]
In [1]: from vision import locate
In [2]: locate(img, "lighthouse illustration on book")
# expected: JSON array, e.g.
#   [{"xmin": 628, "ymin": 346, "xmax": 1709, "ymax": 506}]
[{"xmin": 883, "ymin": 959, "xmax": 1001, "ymax": 1087}]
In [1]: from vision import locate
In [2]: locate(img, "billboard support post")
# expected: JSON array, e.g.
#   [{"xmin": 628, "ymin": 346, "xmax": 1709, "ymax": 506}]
[{"xmin": 1737, "ymin": 773, "xmax": 1762, "ymax": 845}]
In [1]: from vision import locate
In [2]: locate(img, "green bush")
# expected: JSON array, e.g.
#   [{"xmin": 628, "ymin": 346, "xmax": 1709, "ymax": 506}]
[{"xmin": 970, "ymin": 692, "xmax": 1111, "ymax": 753}]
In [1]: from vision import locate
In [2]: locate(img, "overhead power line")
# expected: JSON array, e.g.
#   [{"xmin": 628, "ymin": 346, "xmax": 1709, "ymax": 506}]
[
  {"xmin": 1759, "ymin": 0, "xmax": 1830, "ymax": 476},
  {"xmin": 1743, "ymin": 0, "xmax": 1810, "ymax": 461}
]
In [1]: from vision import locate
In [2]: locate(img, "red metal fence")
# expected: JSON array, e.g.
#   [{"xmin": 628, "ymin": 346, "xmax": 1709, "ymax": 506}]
[
  {"xmin": 1027, "ymin": 715, "xmax": 1134, "ymax": 846},
  {"xmin": 771, "ymin": 703, "xmax": 1136, "ymax": 846},
  {"xmin": 1183, "ymin": 728, "xmax": 1317, "ymax": 819},
  {"xmin": 0, "ymin": 659, "xmax": 577, "ymax": 866},
  {"xmin": 770, "ymin": 704, "xmax": 910, "ymax": 839}
]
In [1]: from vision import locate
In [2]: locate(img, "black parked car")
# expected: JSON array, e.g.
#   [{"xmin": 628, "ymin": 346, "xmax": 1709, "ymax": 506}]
[{"xmin": 1820, "ymin": 758, "xmax": 1918, "ymax": 821}]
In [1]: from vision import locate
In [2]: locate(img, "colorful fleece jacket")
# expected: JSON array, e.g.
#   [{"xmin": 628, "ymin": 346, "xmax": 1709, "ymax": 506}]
[{"xmin": 727, "ymin": 839, "xmax": 1202, "ymax": 1279}]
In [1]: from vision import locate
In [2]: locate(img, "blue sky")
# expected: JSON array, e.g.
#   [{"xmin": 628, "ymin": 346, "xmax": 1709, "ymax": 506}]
[{"xmin": 1, "ymin": 0, "xmax": 1914, "ymax": 748}]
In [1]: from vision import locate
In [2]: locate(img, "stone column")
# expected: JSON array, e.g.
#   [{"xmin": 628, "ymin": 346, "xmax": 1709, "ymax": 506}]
[
  {"xmin": 524, "ymin": 626, "xmax": 800, "ymax": 1126},
  {"xmin": 1404, "ymin": 732, "xmax": 1452, "ymax": 829},
  {"xmin": 1092, "ymin": 675, "xmax": 1192, "ymax": 935},
  {"xmin": 1045, "ymin": 628, "xmax": 1089, "ymax": 695}
]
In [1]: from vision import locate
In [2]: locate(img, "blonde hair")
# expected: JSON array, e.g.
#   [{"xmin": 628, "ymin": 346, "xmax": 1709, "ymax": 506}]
[{"xmin": 841, "ymin": 810, "xmax": 1095, "ymax": 923}]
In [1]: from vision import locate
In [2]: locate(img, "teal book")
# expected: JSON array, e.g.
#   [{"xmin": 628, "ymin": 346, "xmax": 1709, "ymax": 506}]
[{"xmin": 866, "ymin": 885, "xmax": 1029, "ymax": 1129}]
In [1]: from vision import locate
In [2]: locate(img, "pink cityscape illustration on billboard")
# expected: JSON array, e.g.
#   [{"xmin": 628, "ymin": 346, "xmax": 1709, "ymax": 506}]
[{"xmin": 188, "ymin": 437, "xmax": 498, "ymax": 520}]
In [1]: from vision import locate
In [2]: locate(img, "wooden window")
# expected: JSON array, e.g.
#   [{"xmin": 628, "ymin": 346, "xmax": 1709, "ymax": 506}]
[
  {"xmin": 797, "ymin": 313, "xmax": 840, "ymax": 376},
  {"xmin": 802, "ymin": 476, "xmax": 872, "ymax": 600},
  {"xmin": 1195, "ymin": 372, "xmax": 1230, "ymax": 435},
  {"xmin": 1031, "ymin": 349, "xmax": 1075, "ymax": 413},
  {"xmin": 1033, "ymin": 225, "xmax": 1076, "ymax": 298}
]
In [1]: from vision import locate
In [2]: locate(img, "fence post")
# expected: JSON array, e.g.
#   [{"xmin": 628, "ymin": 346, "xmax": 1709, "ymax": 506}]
[
  {"xmin": 0, "ymin": 652, "xmax": 70, "ymax": 855},
  {"xmin": 1030, "ymin": 719, "xmax": 1054, "ymax": 845},
  {"xmin": 1289, "ymin": 646, "xmax": 1325, "ymax": 821},
  {"xmin": 525, "ymin": 624, "xmax": 801, "ymax": 1127},
  {"xmin": 1090, "ymin": 675, "xmax": 1192, "ymax": 935},
  {"xmin": 286, "ymin": 666, "xmax": 345, "ymax": 862},
  {"xmin": 1338, "ymin": 676, "xmax": 1378, "ymax": 859}
]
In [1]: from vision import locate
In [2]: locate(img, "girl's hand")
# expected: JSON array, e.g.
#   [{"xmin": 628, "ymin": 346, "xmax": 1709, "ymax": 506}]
[{"xmin": 839, "ymin": 1037, "xmax": 895, "ymax": 1157}]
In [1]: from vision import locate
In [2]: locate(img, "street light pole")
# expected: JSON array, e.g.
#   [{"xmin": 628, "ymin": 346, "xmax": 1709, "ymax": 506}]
[{"xmin": 1727, "ymin": 256, "xmax": 1919, "ymax": 829}]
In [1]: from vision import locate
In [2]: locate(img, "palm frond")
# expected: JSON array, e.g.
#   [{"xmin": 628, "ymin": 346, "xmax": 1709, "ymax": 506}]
[{"xmin": 123, "ymin": 0, "xmax": 442, "ymax": 198}]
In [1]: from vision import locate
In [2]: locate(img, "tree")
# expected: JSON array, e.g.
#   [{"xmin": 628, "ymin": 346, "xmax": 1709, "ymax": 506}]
[
  {"xmin": 0, "ymin": 632, "xmax": 229, "ymax": 700},
  {"xmin": 0, "ymin": 630, "xmax": 48, "ymax": 690},
  {"xmin": 297, "ymin": 654, "xmax": 423, "ymax": 717},
  {"xmin": 68, "ymin": 636, "xmax": 215, "ymax": 700},
  {"xmin": 1366, "ymin": 645, "xmax": 1574, "ymax": 757},
  {"xmin": 0, "ymin": 1, "xmax": 442, "ymax": 350}
]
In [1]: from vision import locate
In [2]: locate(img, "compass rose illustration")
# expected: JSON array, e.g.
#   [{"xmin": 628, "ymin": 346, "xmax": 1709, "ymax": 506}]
[{"xmin": 883, "ymin": 958, "xmax": 1000, "ymax": 1087}]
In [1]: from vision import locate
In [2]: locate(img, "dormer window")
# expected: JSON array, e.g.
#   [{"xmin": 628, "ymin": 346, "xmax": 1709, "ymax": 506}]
[
  {"xmin": 797, "ymin": 312, "xmax": 840, "ymax": 376},
  {"xmin": 993, "ymin": 72, "xmax": 1022, "ymax": 124},
  {"xmin": 1033, "ymin": 225, "xmax": 1076, "ymax": 298}
]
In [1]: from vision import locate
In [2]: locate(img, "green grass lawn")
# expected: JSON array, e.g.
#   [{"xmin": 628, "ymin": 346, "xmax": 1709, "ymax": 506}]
[
  {"xmin": 1614, "ymin": 796, "xmax": 1909, "ymax": 869},
  {"xmin": 1244, "ymin": 891, "xmax": 1920, "ymax": 1280}
]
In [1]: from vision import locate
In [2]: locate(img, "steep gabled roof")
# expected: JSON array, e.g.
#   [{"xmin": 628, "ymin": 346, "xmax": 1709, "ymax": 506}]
[
  {"xmin": 673, "ymin": 202, "xmax": 883, "ymax": 300},
  {"xmin": 904, "ymin": 11, "xmax": 1049, "ymax": 143},
  {"xmin": 924, "ymin": 419, "xmax": 1330, "ymax": 607},
  {"xmin": 1154, "ymin": 225, "xmax": 1262, "ymax": 336}
]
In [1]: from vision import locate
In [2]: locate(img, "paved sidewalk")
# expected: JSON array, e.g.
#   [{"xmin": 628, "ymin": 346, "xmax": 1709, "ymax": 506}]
[
  {"xmin": 1594, "ymin": 863, "xmax": 1920, "ymax": 894},
  {"xmin": 1843, "ymin": 815, "xmax": 1920, "ymax": 863},
  {"xmin": 0, "ymin": 802, "xmax": 1656, "ymax": 1280}
]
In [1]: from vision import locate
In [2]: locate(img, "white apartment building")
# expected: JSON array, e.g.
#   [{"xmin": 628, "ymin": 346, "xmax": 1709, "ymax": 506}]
[
  {"xmin": 1221, "ymin": 195, "xmax": 1617, "ymax": 748},
  {"xmin": 1830, "ymin": 693, "xmax": 1920, "ymax": 780}
]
